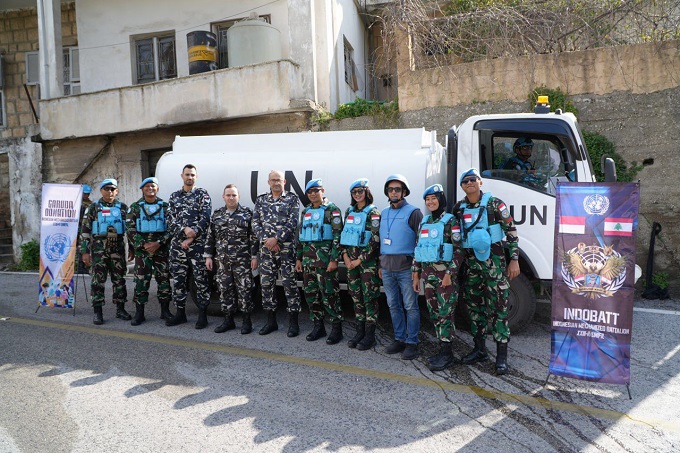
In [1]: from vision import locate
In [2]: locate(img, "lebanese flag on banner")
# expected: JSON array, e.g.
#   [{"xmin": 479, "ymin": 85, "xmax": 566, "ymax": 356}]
[
  {"xmin": 420, "ymin": 229, "xmax": 429, "ymax": 238},
  {"xmin": 558, "ymin": 216, "xmax": 585, "ymax": 234},
  {"xmin": 604, "ymin": 217, "xmax": 634, "ymax": 236}
]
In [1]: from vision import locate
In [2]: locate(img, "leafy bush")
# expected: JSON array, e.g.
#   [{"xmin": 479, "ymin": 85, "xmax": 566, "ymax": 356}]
[
  {"xmin": 582, "ymin": 130, "xmax": 642, "ymax": 183},
  {"xmin": 528, "ymin": 86, "xmax": 578, "ymax": 114},
  {"xmin": 334, "ymin": 98, "xmax": 399, "ymax": 121},
  {"xmin": 652, "ymin": 272, "xmax": 669, "ymax": 289},
  {"xmin": 17, "ymin": 239, "xmax": 40, "ymax": 271}
]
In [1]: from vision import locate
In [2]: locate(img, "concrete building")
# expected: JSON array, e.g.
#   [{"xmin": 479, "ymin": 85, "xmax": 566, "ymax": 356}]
[{"xmin": 0, "ymin": 0, "xmax": 393, "ymax": 262}]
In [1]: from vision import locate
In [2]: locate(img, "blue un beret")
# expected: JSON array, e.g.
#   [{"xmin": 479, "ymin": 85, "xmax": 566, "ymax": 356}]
[
  {"xmin": 100, "ymin": 178, "xmax": 118, "ymax": 189},
  {"xmin": 82, "ymin": 184, "xmax": 92, "ymax": 194},
  {"xmin": 305, "ymin": 179, "xmax": 323, "ymax": 192},
  {"xmin": 139, "ymin": 177, "xmax": 159, "ymax": 189},
  {"xmin": 349, "ymin": 178, "xmax": 369, "ymax": 192},
  {"xmin": 459, "ymin": 168, "xmax": 481, "ymax": 185},
  {"xmin": 423, "ymin": 184, "xmax": 443, "ymax": 199}
]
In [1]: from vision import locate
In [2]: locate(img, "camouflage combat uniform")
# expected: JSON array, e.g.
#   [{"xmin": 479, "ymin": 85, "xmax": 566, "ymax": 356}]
[
  {"xmin": 252, "ymin": 191, "xmax": 301, "ymax": 312},
  {"xmin": 166, "ymin": 187, "xmax": 212, "ymax": 309},
  {"xmin": 296, "ymin": 198, "xmax": 343, "ymax": 323},
  {"xmin": 80, "ymin": 199, "xmax": 128, "ymax": 308},
  {"xmin": 339, "ymin": 205, "xmax": 381, "ymax": 325},
  {"xmin": 125, "ymin": 197, "xmax": 171, "ymax": 306},
  {"xmin": 76, "ymin": 197, "xmax": 92, "ymax": 273},
  {"xmin": 412, "ymin": 212, "xmax": 463, "ymax": 342},
  {"xmin": 454, "ymin": 191, "xmax": 519, "ymax": 342},
  {"xmin": 204, "ymin": 204, "xmax": 257, "ymax": 315}
]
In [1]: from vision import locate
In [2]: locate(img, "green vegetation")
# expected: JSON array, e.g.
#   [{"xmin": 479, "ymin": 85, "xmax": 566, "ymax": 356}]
[
  {"xmin": 582, "ymin": 130, "xmax": 642, "ymax": 183},
  {"xmin": 16, "ymin": 239, "xmax": 40, "ymax": 271},
  {"xmin": 652, "ymin": 272, "xmax": 669, "ymax": 290},
  {"xmin": 333, "ymin": 98, "xmax": 399, "ymax": 121},
  {"xmin": 529, "ymin": 86, "xmax": 578, "ymax": 114}
]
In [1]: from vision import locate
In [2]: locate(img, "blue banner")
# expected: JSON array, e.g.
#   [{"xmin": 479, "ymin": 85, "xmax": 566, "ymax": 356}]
[{"xmin": 549, "ymin": 182, "xmax": 640, "ymax": 385}]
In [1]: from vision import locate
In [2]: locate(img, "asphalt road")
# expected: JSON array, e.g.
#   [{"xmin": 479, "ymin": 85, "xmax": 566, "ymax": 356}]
[{"xmin": 1, "ymin": 273, "xmax": 679, "ymax": 452}]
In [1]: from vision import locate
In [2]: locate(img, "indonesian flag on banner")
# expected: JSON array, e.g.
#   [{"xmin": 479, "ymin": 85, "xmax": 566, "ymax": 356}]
[
  {"xmin": 304, "ymin": 212, "xmax": 312, "ymax": 220},
  {"xmin": 101, "ymin": 208, "xmax": 111, "ymax": 216},
  {"xmin": 420, "ymin": 229, "xmax": 429, "ymax": 238},
  {"xmin": 604, "ymin": 217, "xmax": 634, "ymax": 236},
  {"xmin": 347, "ymin": 215, "xmax": 355, "ymax": 223},
  {"xmin": 559, "ymin": 216, "xmax": 586, "ymax": 234}
]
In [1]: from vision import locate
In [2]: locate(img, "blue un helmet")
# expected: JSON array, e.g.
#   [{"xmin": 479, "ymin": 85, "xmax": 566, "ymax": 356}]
[
  {"xmin": 100, "ymin": 178, "xmax": 118, "ymax": 189},
  {"xmin": 513, "ymin": 137, "xmax": 534, "ymax": 153},
  {"xmin": 82, "ymin": 184, "xmax": 92, "ymax": 194},
  {"xmin": 305, "ymin": 178, "xmax": 323, "ymax": 192},
  {"xmin": 349, "ymin": 178, "xmax": 369, "ymax": 192},
  {"xmin": 384, "ymin": 174, "xmax": 410, "ymax": 197}
]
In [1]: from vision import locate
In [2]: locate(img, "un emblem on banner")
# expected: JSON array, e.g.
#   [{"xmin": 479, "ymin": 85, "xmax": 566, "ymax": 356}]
[
  {"xmin": 44, "ymin": 233, "xmax": 70, "ymax": 262},
  {"xmin": 583, "ymin": 194, "xmax": 610, "ymax": 215},
  {"xmin": 561, "ymin": 243, "xmax": 627, "ymax": 299}
]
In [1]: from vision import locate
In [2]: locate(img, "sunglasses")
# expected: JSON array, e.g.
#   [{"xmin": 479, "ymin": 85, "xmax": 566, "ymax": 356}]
[
  {"xmin": 351, "ymin": 188, "xmax": 365, "ymax": 195},
  {"xmin": 386, "ymin": 187, "xmax": 403, "ymax": 193},
  {"xmin": 461, "ymin": 177, "xmax": 478, "ymax": 184},
  {"xmin": 101, "ymin": 186, "xmax": 117, "ymax": 192},
  {"xmin": 306, "ymin": 188, "xmax": 322, "ymax": 194}
]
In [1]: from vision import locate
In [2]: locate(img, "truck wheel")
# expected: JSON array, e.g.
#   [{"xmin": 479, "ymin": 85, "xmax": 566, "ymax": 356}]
[{"xmin": 507, "ymin": 273, "xmax": 536, "ymax": 334}]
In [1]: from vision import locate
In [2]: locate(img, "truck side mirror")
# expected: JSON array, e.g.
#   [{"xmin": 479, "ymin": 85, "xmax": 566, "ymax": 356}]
[{"xmin": 601, "ymin": 156, "xmax": 617, "ymax": 182}]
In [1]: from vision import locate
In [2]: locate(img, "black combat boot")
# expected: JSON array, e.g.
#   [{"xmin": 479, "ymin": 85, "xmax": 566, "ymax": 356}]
[
  {"xmin": 214, "ymin": 313, "xmax": 235, "ymax": 333},
  {"xmin": 195, "ymin": 307, "xmax": 208, "ymax": 329},
  {"xmin": 326, "ymin": 322, "xmax": 343, "ymax": 345},
  {"xmin": 428, "ymin": 341, "xmax": 455, "ymax": 371},
  {"xmin": 241, "ymin": 313, "xmax": 253, "ymax": 335},
  {"xmin": 287, "ymin": 311, "xmax": 300, "ymax": 338},
  {"xmin": 131, "ymin": 303, "xmax": 145, "ymax": 326},
  {"xmin": 347, "ymin": 321, "xmax": 365, "ymax": 349},
  {"xmin": 462, "ymin": 334, "xmax": 489, "ymax": 365},
  {"xmin": 495, "ymin": 342, "xmax": 509, "ymax": 375},
  {"xmin": 93, "ymin": 306, "xmax": 104, "ymax": 325},
  {"xmin": 115, "ymin": 303, "xmax": 132, "ymax": 321},
  {"xmin": 259, "ymin": 310, "xmax": 278, "ymax": 335},
  {"xmin": 356, "ymin": 324, "xmax": 376, "ymax": 351},
  {"xmin": 306, "ymin": 320, "xmax": 326, "ymax": 341},
  {"xmin": 160, "ymin": 301, "xmax": 173, "ymax": 320},
  {"xmin": 165, "ymin": 307, "xmax": 187, "ymax": 326}
]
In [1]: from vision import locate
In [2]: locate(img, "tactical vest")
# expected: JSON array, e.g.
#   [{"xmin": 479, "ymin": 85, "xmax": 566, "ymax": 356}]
[
  {"xmin": 379, "ymin": 203, "xmax": 418, "ymax": 256},
  {"xmin": 299, "ymin": 205, "xmax": 333, "ymax": 242},
  {"xmin": 506, "ymin": 157, "xmax": 533, "ymax": 171},
  {"xmin": 414, "ymin": 213, "xmax": 454, "ymax": 263},
  {"xmin": 340, "ymin": 205, "xmax": 375, "ymax": 247},
  {"xmin": 92, "ymin": 201, "xmax": 124, "ymax": 235},
  {"xmin": 136, "ymin": 201, "xmax": 166, "ymax": 233},
  {"xmin": 460, "ymin": 193, "xmax": 503, "ymax": 260}
]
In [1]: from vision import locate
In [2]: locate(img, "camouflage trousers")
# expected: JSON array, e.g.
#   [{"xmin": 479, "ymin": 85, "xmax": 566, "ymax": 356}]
[
  {"xmin": 90, "ymin": 241, "xmax": 127, "ymax": 308},
  {"xmin": 259, "ymin": 242, "xmax": 300, "ymax": 312},
  {"xmin": 215, "ymin": 257, "xmax": 254, "ymax": 314},
  {"xmin": 422, "ymin": 266, "xmax": 458, "ymax": 342},
  {"xmin": 462, "ymin": 252, "xmax": 510, "ymax": 342},
  {"xmin": 169, "ymin": 241, "xmax": 211, "ymax": 309},
  {"xmin": 347, "ymin": 261, "xmax": 380, "ymax": 324},
  {"xmin": 133, "ymin": 248, "xmax": 171, "ymax": 306},
  {"xmin": 302, "ymin": 263, "xmax": 342, "ymax": 324}
]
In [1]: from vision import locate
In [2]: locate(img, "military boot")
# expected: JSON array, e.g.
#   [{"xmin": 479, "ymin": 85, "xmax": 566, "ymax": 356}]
[
  {"xmin": 195, "ymin": 307, "xmax": 208, "ymax": 329},
  {"xmin": 495, "ymin": 342, "xmax": 509, "ymax": 375},
  {"xmin": 356, "ymin": 324, "xmax": 376, "ymax": 351},
  {"xmin": 214, "ymin": 313, "xmax": 235, "ymax": 333},
  {"xmin": 160, "ymin": 301, "xmax": 173, "ymax": 320},
  {"xmin": 462, "ymin": 334, "xmax": 489, "ymax": 365},
  {"xmin": 241, "ymin": 313, "xmax": 253, "ymax": 335},
  {"xmin": 258, "ymin": 310, "xmax": 278, "ymax": 335},
  {"xmin": 347, "ymin": 321, "xmax": 365, "ymax": 349},
  {"xmin": 428, "ymin": 341, "xmax": 455, "ymax": 372},
  {"xmin": 116, "ymin": 303, "xmax": 132, "ymax": 321},
  {"xmin": 165, "ymin": 307, "xmax": 187, "ymax": 326},
  {"xmin": 131, "ymin": 303, "xmax": 145, "ymax": 326},
  {"xmin": 287, "ymin": 311, "xmax": 300, "ymax": 338},
  {"xmin": 306, "ymin": 320, "xmax": 326, "ymax": 341},
  {"xmin": 93, "ymin": 306, "xmax": 104, "ymax": 325},
  {"xmin": 326, "ymin": 322, "xmax": 343, "ymax": 345}
]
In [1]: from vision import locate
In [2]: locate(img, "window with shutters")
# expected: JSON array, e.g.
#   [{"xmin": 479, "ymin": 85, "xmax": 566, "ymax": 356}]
[{"xmin": 131, "ymin": 32, "xmax": 177, "ymax": 84}]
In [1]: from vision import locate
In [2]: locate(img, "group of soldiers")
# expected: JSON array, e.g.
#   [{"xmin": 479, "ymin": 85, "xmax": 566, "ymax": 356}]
[{"xmin": 80, "ymin": 165, "xmax": 520, "ymax": 375}]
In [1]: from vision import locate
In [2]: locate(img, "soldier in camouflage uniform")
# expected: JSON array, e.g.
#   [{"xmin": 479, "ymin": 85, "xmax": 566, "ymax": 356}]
[
  {"xmin": 412, "ymin": 184, "xmax": 463, "ymax": 371},
  {"xmin": 165, "ymin": 164, "xmax": 213, "ymax": 329},
  {"xmin": 205, "ymin": 184, "xmax": 258, "ymax": 335},
  {"xmin": 125, "ymin": 177, "xmax": 173, "ymax": 326},
  {"xmin": 76, "ymin": 184, "xmax": 93, "ymax": 274},
  {"xmin": 295, "ymin": 179, "xmax": 344, "ymax": 344},
  {"xmin": 453, "ymin": 168, "xmax": 520, "ymax": 375},
  {"xmin": 338, "ymin": 178, "xmax": 381, "ymax": 351},
  {"xmin": 252, "ymin": 170, "xmax": 301, "ymax": 337},
  {"xmin": 81, "ymin": 178, "xmax": 131, "ymax": 325}
]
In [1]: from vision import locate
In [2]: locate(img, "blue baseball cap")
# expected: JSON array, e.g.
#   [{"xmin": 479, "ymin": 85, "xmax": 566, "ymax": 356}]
[
  {"xmin": 139, "ymin": 177, "xmax": 159, "ymax": 189},
  {"xmin": 305, "ymin": 179, "xmax": 323, "ymax": 192},
  {"xmin": 423, "ymin": 184, "xmax": 443, "ymax": 199},
  {"xmin": 82, "ymin": 184, "xmax": 92, "ymax": 194},
  {"xmin": 349, "ymin": 178, "xmax": 369, "ymax": 191},
  {"xmin": 459, "ymin": 168, "xmax": 481, "ymax": 185},
  {"xmin": 100, "ymin": 178, "xmax": 118, "ymax": 189}
]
